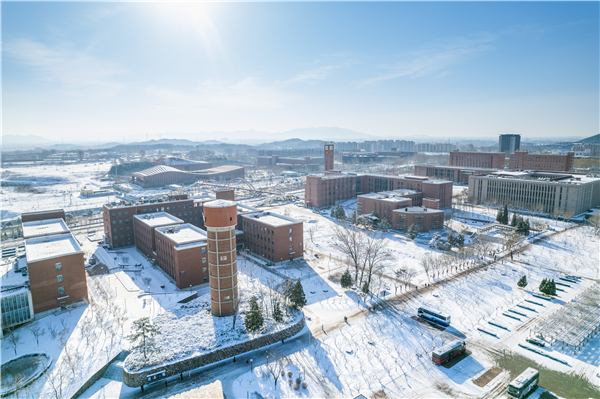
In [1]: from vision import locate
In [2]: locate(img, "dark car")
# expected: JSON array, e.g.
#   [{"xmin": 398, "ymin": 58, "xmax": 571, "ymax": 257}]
[{"xmin": 526, "ymin": 338, "xmax": 545, "ymax": 347}]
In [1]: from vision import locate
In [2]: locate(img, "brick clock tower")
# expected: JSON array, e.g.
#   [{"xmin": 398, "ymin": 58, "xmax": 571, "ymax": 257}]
[
  {"xmin": 324, "ymin": 142, "xmax": 334, "ymax": 172},
  {"xmin": 203, "ymin": 200, "xmax": 238, "ymax": 316}
]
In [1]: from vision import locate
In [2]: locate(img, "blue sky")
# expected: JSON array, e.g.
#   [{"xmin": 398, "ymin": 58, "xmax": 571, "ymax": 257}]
[{"xmin": 2, "ymin": 2, "xmax": 598, "ymax": 142}]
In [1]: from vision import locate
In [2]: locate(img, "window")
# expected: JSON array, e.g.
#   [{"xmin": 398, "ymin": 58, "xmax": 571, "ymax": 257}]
[
  {"xmin": 57, "ymin": 275, "xmax": 63, "ymax": 283},
  {"xmin": 203, "ymin": 267, "xmax": 207, "ymax": 273},
  {"xmin": 55, "ymin": 262, "xmax": 62, "ymax": 270},
  {"xmin": 224, "ymin": 296, "xmax": 230, "ymax": 300},
  {"xmin": 180, "ymin": 271, "xmax": 186, "ymax": 275},
  {"xmin": 289, "ymin": 237, "xmax": 293, "ymax": 242},
  {"xmin": 202, "ymin": 257, "xmax": 206, "ymax": 263},
  {"xmin": 203, "ymin": 278, "xmax": 208, "ymax": 283},
  {"xmin": 289, "ymin": 228, "xmax": 293, "ymax": 234},
  {"xmin": 202, "ymin": 247, "xmax": 206, "ymax": 254},
  {"xmin": 58, "ymin": 287, "xmax": 65, "ymax": 295},
  {"xmin": 220, "ymin": 256, "xmax": 227, "ymax": 261},
  {"xmin": 290, "ymin": 246, "xmax": 293, "ymax": 251}
]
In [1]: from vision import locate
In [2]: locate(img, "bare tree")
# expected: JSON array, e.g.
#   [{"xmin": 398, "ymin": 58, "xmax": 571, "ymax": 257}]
[
  {"xmin": 331, "ymin": 222, "xmax": 365, "ymax": 283},
  {"xmin": 360, "ymin": 231, "xmax": 393, "ymax": 288},
  {"xmin": 265, "ymin": 349, "xmax": 285, "ymax": 387},
  {"xmin": 7, "ymin": 329, "xmax": 22, "ymax": 355},
  {"xmin": 420, "ymin": 254, "xmax": 432, "ymax": 282},
  {"xmin": 29, "ymin": 324, "xmax": 46, "ymax": 346},
  {"xmin": 142, "ymin": 277, "xmax": 152, "ymax": 288},
  {"xmin": 45, "ymin": 364, "xmax": 69, "ymax": 399},
  {"xmin": 63, "ymin": 344, "xmax": 83, "ymax": 376}
]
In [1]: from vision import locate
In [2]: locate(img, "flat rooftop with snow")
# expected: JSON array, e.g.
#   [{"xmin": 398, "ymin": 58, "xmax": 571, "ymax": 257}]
[
  {"xmin": 134, "ymin": 212, "xmax": 183, "ymax": 227},
  {"xmin": 242, "ymin": 212, "xmax": 300, "ymax": 227},
  {"xmin": 25, "ymin": 233, "xmax": 83, "ymax": 263},
  {"xmin": 156, "ymin": 224, "xmax": 207, "ymax": 245},
  {"xmin": 22, "ymin": 218, "xmax": 70, "ymax": 239}
]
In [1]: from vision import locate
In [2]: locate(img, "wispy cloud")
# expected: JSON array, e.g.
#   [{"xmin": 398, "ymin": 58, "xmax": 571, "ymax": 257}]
[
  {"xmin": 146, "ymin": 77, "xmax": 294, "ymax": 112},
  {"xmin": 3, "ymin": 38, "xmax": 125, "ymax": 96},
  {"xmin": 287, "ymin": 63, "xmax": 347, "ymax": 83},
  {"xmin": 361, "ymin": 33, "xmax": 496, "ymax": 86}
]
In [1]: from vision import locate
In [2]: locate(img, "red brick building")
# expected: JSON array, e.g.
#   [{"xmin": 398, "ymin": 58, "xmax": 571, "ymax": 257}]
[
  {"xmin": 305, "ymin": 174, "xmax": 357, "ymax": 208},
  {"xmin": 305, "ymin": 174, "xmax": 453, "ymax": 208},
  {"xmin": 102, "ymin": 194, "xmax": 210, "ymax": 248},
  {"xmin": 392, "ymin": 207, "xmax": 444, "ymax": 232},
  {"xmin": 155, "ymin": 224, "xmax": 209, "ymax": 289},
  {"xmin": 422, "ymin": 198, "xmax": 440, "ymax": 210},
  {"xmin": 508, "ymin": 151, "xmax": 574, "ymax": 172},
  {"xmin": 449, "ymin": 150, "xmax": 505, "ymax": 169},
  {"xmin": 357, "ymin": 191, "xmax": 414, "ymax": 222},
  {"xmin": 241, "ymin": 212, "xmax": 303, "ymax": 263},
  {"xmin": 133, "ymin": 213, "xmax": 183, "ymax": 258},
  {"xmin": 414, "ymin": 165, "xmax": 498, "ymax": 183},
  {"xmin": 21, "ymin": 209, "xmax": 66, "ymax": 223},
  {"xmin": 25, "ymin": 233, "xmax": 88, "ymax": 314}
]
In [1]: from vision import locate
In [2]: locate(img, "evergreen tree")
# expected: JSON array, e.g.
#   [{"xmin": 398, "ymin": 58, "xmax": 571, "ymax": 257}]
[
  {"xmin": 245, "ymin": 296, "xmax": 264, "ymax": 332},
  {"xmin": 456, "ymin": 234, "xmax": 465, "ymax": 248},
  {"xmin": 539, "ymin": 278, "xmax": 548, "ymax": 294},
  {"xmin": 350, "ymin": 211, "xmax": 358, "ymax": 225},
  {"xmin": 517, "ymin": 275, "xmax": 528, "ymax": 288},
  {"xmin": 340, "ymin": 269, "xmax": 353, "ymax": 289},
  {"xmin": 516, "ymin": 219, "xmax": 524, "ymax": 235},
  {"xmin": 511, "ymin": 213, "xmax": 519, "ymax": 227},
  {"xmin": 330, "ymin": 206, "xmax": 336, "ymax": 218},
  {"xmin": 362, "ymin": 282, "xmax": 369, "ymax": 295},
  {"xmin": 407, "ymin": 223, "xmax": 420, "ymax": 240},
  {"xmin": 503, "ymin": 205, "xmax": 509, "ymax": 224},
  {"xmin": 496, "ymin": 208, "xmax": 503, "ymax": 223},
  {"xmin": 448, "ymin": 233, "xmax": 456, "ymax": 247},
  {"xmin": 377, "ymin": 217, "xmax": 391, "ymax": 232},
  {"xmin": 290, "ymin": 279, "xmax": 307, "ymax": 310},
  {"xmin": 548, "ymin": 279, "xmax": 557, "ymax": 296},
  {"xmin": 523, "ymin": 219, "xmax": 530, "ymax": 236},
  {"xmin": 272, "ymin": 300, "xmax": 283, "ymax": 323},
  {"xmin": 127, "ymin": 317, "xmax": 161, "ymax": 363}
]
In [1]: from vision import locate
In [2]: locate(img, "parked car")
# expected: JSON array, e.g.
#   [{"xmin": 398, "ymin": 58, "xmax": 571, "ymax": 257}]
[{"xmin": 526, "ymin": 338, "xmax": 545, "ymax": 347}]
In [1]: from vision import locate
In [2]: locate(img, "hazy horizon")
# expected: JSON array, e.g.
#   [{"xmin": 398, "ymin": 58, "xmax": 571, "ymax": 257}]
[{"xmin": 3, "ymin": 2, "xmax": 598, "ymax": 142}]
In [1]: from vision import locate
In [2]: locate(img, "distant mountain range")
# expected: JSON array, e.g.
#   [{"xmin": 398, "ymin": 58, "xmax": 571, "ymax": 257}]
[{"xmin": 3, "ymin": 129, "xmax": 595, "ymax": 152}]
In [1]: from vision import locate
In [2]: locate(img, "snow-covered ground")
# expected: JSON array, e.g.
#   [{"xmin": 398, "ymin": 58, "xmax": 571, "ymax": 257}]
[
  {"xmin": 230, "ymin": 226, "xmax": 599, "ymax": 399},
  {"xmin": 1, "ymin": 162, "xmax": 116, "ymax": 221},
  {"xmin": 124, "ymin": 266, "xmax": 302, "ymax": 373}
]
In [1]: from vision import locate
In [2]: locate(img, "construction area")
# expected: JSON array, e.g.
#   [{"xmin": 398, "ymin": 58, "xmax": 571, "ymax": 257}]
[{"xmin": 533, "ymin": 283, "xmax": 600, "ymax": 358}]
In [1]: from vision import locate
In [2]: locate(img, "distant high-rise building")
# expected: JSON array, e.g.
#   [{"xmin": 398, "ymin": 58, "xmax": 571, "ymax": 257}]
[
  {"xmin": 499, "ymin": 134, "xmax": 521, "ymax": 154},
  {"xmin": 324, "ymin": 142, "xmax": 334, "ymax": 171}
]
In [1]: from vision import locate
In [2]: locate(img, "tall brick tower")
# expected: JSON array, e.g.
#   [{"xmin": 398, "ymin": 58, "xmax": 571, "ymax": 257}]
[
  {"xmin": 324, "ymin": 142, "xmax": 334, "ymax": 172},
  {"xmin": 203, "ymin": 200, "xmax": 238, "ymax": 316}
]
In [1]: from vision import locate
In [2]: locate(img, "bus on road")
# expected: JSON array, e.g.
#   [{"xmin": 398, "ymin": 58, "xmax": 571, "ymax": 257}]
[
  {"xmin": 417, "ymin": 307, "xmax": 451, "ymax": 326},
  {"xmin": 432, "ymin": 340, "xmax": 466, "ymax": 365},
  {"xmin": 507, "ymin": 367, "xmax": 539, "ymax": 399}
]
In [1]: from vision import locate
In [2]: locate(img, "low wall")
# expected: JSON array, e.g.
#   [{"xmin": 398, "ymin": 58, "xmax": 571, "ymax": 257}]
[
  {"xmin": 123, "ymin": 314, "xmax": 305, "ymax": 387},
  {"xmin": 70, "ymin": 351, "xmax": 126, "ymax": 399}
]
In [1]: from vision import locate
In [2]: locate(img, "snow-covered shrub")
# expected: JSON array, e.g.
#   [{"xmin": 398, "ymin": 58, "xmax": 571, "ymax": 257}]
[
  {"xmin": 429, "ymin": 233, "xmax": 451, "ymax": 251},
  {"xmin": 302, "ymin": 382, "xmax": 308, "ymax": 389}
]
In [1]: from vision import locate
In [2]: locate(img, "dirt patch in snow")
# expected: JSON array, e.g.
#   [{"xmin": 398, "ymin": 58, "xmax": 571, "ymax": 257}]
[{"xmin": 472, "ymin": 366, "xmax": 502, "ymax": 387}]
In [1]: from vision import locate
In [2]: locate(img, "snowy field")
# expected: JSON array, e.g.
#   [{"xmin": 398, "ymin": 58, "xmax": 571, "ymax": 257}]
[
  {"xmin": 1, "ymin": 162, "xmax": 115, "ymax": 221},
  {"xmin": 124, "ymin": 266, "xmax": 302, "ymax": 373},
  {"xmin": 231, "ymin": 227, "xmax": 599, "ymax": 399}
]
